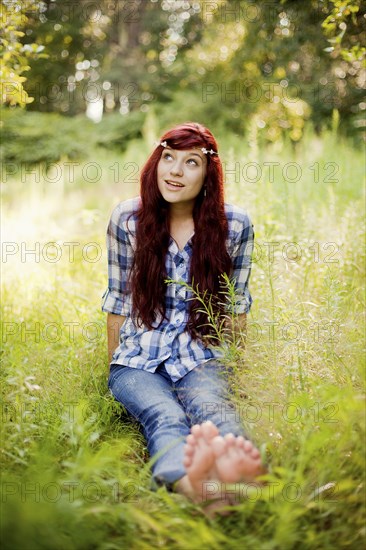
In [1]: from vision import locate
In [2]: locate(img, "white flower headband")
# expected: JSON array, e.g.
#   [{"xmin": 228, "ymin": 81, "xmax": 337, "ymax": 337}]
[{"xmin": 157, "ymin": 141, "xmax": 218, "ymax": 156}]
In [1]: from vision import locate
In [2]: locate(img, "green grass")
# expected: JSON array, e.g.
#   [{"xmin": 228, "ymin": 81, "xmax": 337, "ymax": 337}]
[{"xmin": 1, "ymin": 128, "xmax": 365, "ymax": 549}]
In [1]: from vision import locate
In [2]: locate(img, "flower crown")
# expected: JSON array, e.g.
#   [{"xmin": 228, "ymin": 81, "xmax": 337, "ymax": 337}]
[{"xmin": 157, "ymin": 141, "xmax": 218, "ymax": 156}]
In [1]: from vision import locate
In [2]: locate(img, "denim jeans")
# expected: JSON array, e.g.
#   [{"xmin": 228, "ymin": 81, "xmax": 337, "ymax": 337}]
[{"xmin": 108, "ymin": 360, "xmax": 246, "ymax": 487}]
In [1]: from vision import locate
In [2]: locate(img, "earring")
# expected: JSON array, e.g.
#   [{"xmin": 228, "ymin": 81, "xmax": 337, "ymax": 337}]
[{"xmin": 204, "ymin": 186, "xmax": 207, "ymax": 197}]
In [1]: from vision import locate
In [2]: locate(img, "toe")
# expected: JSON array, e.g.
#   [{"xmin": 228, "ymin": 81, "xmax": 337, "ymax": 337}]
[
  {"xmin": 186, "ymin": 434, "xmax": 197, "ymax": 445},
  {"xmin": 191, "ymin": 424, "xmax": 203, "ymax": 438},
  {"xmin": 183, "ymin": 455, "xmax": 192, "ymax": 468},
  {"xmin": 184, "ymin": 443, "xmax": 195, "ymax": 456},
  {"xmin": 211, "ymin": 435, "xmax": 226, "ymax": 457},
  {"xmin": 201, "ymin": 421, "xmax": 220, "ymax": 441},
  {"xmin": 224, "ymin": 433, "xmax": 235, "ymax": 446},
  {"xmin": 236, "ymin": 436, "xmax": 246, "ymax": 448},
  {"xmin": 243, "ymin": 440, "xmax": 254, "ymax": 453},
  {"xmin": 250, "ymin": 447, "xmax": 261, "ymax": 460}
]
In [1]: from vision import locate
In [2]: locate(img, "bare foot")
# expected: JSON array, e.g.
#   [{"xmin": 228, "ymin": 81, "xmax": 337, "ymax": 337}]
[
  {"xmin": 212, "ymin": 434, "xmax": 264, "ymax": 483},
  {"xmin": 178, "ymin": 422, "xmax": 265, "ymax": 509},
  {"xmin": 183, "ymin": 421, "xmax": 220, "ymax": 497}
]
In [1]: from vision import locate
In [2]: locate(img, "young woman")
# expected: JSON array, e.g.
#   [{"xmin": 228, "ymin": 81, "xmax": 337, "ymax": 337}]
[{"xmin": 102, "ymin": 122, "xmax": 264, "ymax": 507}]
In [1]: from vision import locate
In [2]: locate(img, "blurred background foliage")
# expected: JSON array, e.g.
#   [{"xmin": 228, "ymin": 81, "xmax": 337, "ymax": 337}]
[{"xmin": 0, "ymin": 0, "xmax": 365, "ymax": 166}]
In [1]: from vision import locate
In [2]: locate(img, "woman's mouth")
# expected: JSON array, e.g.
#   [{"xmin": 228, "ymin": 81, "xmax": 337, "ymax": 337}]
[{"xmin": 165, "ymin": 180, "xmax": 184, "ymax": 189}]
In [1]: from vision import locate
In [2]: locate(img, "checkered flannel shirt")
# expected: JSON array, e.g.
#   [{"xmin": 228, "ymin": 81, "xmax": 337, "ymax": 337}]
[{"xmin": 102, "ymin": 196, "xmax": 254, "ymax": 381}]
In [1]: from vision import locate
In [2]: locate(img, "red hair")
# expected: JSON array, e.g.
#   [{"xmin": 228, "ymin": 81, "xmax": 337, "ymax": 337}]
[{"xmin": 129, "ymin": 122, "xmax": 232, "ymax": 342}]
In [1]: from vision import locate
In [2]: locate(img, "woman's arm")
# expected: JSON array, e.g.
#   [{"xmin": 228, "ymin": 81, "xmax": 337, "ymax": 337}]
[
  {"xmin": 107, "ymin": 313, "xmax": 125, "ymax": 367},
  {"xmin": 103, "ymin": 202, "xmax": 135, "ymax": 373}
]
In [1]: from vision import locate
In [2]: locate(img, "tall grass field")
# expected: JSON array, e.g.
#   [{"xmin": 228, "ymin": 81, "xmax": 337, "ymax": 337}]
[{"xmin": 1, "ymin": 126, "xmax": 365, "ymax": 549}]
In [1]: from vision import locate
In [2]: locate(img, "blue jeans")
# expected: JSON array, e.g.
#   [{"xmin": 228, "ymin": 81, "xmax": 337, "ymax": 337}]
[{"xmin": 108, "ymin": 360, "xmax": 247, "ymax": 487}]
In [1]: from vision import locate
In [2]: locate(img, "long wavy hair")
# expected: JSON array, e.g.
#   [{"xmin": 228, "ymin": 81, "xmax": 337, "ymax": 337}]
[{"xmin": 129, "ymin": 122, "xmax": 232, "ymax": 343}]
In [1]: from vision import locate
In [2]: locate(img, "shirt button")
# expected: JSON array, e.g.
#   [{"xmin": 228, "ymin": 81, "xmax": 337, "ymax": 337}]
[
  {"xmin": 175, "ymin": 318, "xmax": 181, "ymax": 325},
  {"xmin": 168, "ymin": 332, "xmax": 172, "ymax": 337}
]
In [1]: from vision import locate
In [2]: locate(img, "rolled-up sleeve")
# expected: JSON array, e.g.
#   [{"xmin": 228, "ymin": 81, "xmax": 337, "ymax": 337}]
[
  {"xmin": 230, "ymin": 215, "xmax": 254, "ymax": 314},
  {"xmin": 101, "ymin": 203, "xmax": 134, "ymax": 316}
]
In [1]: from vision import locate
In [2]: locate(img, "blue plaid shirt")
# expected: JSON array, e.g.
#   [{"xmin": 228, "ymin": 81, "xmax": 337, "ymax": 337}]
[{"xmin": 102, "ymin": 196, "xmax": 253, "ymax": 381}]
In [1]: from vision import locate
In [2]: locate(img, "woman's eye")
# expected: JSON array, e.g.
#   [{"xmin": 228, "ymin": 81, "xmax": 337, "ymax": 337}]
[{"xmin": 161, "ymin": 153, "xmax": 199, "ymax": 166}]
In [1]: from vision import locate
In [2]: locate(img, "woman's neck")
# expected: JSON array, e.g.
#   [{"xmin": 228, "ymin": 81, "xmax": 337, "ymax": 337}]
[
  {"xmin": 168, "ymin": 201, "xmax": 195, "ymax": 223},
  {"xmin": 168, "ymin": 203, "xmax": 195, "ymax": 250}
]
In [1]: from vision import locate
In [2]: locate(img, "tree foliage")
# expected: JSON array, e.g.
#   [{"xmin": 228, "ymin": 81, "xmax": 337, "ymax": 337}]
[
  {"xmin": 2, "ymin": 0, "xmax": 365, "ymax": 139},
  {"xmin": 322, "ymin": 0, "xmax": 365, "ymax": 62},
  {"xmin": 0, "ymin": 0, "xmax": 47, "ymax": 106}
]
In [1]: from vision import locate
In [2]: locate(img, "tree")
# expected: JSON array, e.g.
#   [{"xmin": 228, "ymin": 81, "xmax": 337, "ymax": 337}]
[
  {"xmin": 21, "ymin": 0, "xmax": 109, "ymax": 114},
  {"xmin": 4, "ymin": 0, "xmax": 364, "ymax": 141},
  {"xmin": 0, "ymin": 0, "xmax": 47, "ymax": 107},
  {"xmin": 21, "ymin": 0, "xmax": 204, "ymax": 115},
  {"xmin": 169, "ymin": 0, "xmax": 365, "ymax": 138}
]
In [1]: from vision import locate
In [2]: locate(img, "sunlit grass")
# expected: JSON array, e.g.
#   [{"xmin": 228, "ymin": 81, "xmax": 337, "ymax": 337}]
[{"xmin": 1, "ymin": 129, "xmax": 365, "ymax": 549}]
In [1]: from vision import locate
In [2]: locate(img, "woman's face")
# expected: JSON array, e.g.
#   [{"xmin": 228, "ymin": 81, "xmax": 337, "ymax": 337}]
[{"xmin": 157, "ymin": 147, "xmax": 207, "ymax": 207}]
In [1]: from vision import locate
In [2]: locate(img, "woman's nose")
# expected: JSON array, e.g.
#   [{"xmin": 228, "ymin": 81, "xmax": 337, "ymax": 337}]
[{"xmin": 170, "ymin": 161, "xmax": 183, "ymax": 176}]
